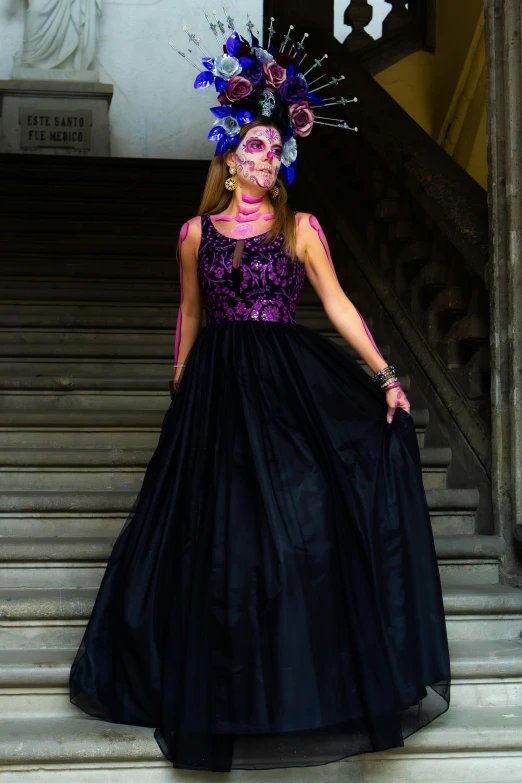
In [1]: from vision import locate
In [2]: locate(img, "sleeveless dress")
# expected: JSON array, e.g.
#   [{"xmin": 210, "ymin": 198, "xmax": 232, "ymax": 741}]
[{"xmin": 69, "ymin": 213, "xmax": 450, "ymax": 772}]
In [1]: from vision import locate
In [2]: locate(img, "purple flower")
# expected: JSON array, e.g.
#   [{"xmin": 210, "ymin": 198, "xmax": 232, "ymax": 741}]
[
  {"xmin": 242, "ymin": 60, "xmax": 266, "ymax": 89},
  {"xmin": 225, "ymin": 76, "xmax": 253, "ymax": 102},
  {"xmin": 263, "ymin": 61, "xmax": 287, "ymax": 91},
  {"xmin": 262, "ymin": 305, "xmax": 281, "ymax": 321},
  {"xmin": 289, "ymin": 101, "xmax": 314, "ymax": 137},
  {"xmin": 278, "ymin": 76, "xmax": 308, "ymax": 105}
]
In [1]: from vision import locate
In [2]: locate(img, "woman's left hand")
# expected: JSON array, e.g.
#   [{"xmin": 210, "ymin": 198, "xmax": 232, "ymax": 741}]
[{"xmin": 385, "ymin": 385, "xmax": 410, "ymax": 424}]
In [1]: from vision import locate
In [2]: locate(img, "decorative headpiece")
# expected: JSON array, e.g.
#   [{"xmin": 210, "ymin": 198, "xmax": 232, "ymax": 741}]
[{"xmin": 170, "ymin": 7, "xmax": 357, "ymax": 185}]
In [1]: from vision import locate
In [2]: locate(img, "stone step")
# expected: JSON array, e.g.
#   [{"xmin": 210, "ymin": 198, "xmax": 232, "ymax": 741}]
[
  {"xmin": 0, "ymin": 233, "xmax": 177, "ymax": 256},
  {"xmin": 0, "ymin": 277, "xmax": 322, "ymax": 304},
  {"xmin": 0, "ymin": 638, "xmax": 520, "ymax": 719},
  {"xmin": 0, "ymin": 301, "xmax": 178, "ymax": 329},
  {"xmin": 0, "ymin": 178, "xmax": 200, "ymax": 199},
  {"xmin": 0, "ymin": 216, "xmax": 180, "ymax": 237},
  {"xmin": 0, "ymin": 301, "xmax": 336, "ymax": 329},
  {"xmin": 0, "ymin": 363, "xmax": 405, "ymax": 405},
  {"xmin": 29, "ymin": 638, "xmax": 522, "ymax": 715},
  {"xmin": 0, "ymin": 154, "xmax": 208, "ymax": 181},
  {"xmin": 0, "ymin": 256, "xmax": 183, "ymax": 282},
  {"xmin": 3, "ymin": 294, "xmax": 365, "ymax": 324},
  {"xmin": 0, "ymin": 534, "xmax": 501, "ymax": 590},
  {"xmin": 0, "ymin": 576, "xmax": 507, "ymax": 651},
  {"xmin": 0, "ymin": 325, "xmax": 372, "ymax": 357},
  {"xmin": 0, "ymin": 497, "xmax": 475, "ymax": 540},
  {"xmin": 2, "ymin": 708, "xmax": 522, "ymax": 782},
  {"xmin": 0, "ymin": 444, "xmax": 450, "ymax": 470},
  {"xmin": 0, "ymin": 431, "xmax": 162, "ymax": 452},
  {"xmin": 0, "ymin": 581, "xmax": 514, "ymax": 643},
  {"xmin": 0, "ymin": 403, "xmax": 425, "ymax": 452},
  {"xmin": 0, "ymin": 277, "xmax": 181, "ymax": 303},
  {"xmin": 0, "ymin": 197, "xmax": 186, "ymax": 218},
  {"xmin": 0, "ymin": 485, "xmax": 463, "ymax": 515},
  {"xmin": 0, "ymin": 445, "xmax": 441, "ymax": 494},
  {"xmin": 426, "ymin": 488, "xmax": 479, "ymax": 535},
  {"xmin": 0, "ymin": 386, "xmax": 413, "ymax": 424},
  {"xmin": 0, "ymin": 365, "xmax": 417, "ymax": 405},
  {"xmin": 0, "ymin": 306, "xmax": 362, "ymax": 335}
]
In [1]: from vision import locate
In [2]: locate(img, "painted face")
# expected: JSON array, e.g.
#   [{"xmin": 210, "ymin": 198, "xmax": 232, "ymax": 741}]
[{"xmin": 233, "ymin": 126, "xmax": 283, "ymax": 190}]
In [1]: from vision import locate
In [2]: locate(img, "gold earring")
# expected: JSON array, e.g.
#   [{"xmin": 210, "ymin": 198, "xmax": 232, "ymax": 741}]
[
  {"xmin": 269, "ymin": 184, "xmax": 279, "ymax": 199},
  {"xmin": 225, "ymin": 166, "xmax": 238, "ymax": 191}
]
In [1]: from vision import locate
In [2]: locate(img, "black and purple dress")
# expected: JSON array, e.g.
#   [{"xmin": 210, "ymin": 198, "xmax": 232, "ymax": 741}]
[{"xmin": 69, "ymin": 213, "xmax": 450, "ymax": 772}]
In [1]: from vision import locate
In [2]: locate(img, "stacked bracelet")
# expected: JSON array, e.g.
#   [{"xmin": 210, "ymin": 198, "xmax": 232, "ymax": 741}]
[{"xmin": 371, "ymin": 365, "xmax": 398, "ymax": 388}]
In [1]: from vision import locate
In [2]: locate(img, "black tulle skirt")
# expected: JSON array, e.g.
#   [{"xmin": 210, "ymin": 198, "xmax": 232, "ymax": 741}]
[{"xmin": 69, "ymin": 321, "xmax": 450, "ymax": 772}]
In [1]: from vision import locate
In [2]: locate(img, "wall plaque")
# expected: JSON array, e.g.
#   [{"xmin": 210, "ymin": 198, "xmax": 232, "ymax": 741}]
[{"xmin": 19, "ymin": 108, "xmax": 92, "ymax": 150}]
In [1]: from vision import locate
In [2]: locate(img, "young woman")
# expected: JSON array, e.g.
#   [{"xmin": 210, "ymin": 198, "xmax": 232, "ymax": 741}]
[{"xmin": 70, "ymin": 20, "xmax": 450, "ymax": 774}]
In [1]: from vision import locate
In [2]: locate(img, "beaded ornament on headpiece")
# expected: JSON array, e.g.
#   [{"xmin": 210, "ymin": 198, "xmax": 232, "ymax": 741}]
[{"xmin": 169, "ymin": 6, "xmax": 357, "ymax": 185}]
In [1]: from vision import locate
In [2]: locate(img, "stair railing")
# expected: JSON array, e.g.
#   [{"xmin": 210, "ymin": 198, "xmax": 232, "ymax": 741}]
[
  {"xmin": 263, "ymin": 1, "xmax": 490, "ymax": 475},
  {"xmin": 343, "ymin": 0, "xmax": 436, "ymax": 72}
]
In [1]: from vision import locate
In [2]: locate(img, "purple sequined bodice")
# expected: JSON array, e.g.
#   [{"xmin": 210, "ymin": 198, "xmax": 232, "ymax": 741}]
[{"xmin": 197, "ymin": 213, "xmax": 306, "ymax": 324}]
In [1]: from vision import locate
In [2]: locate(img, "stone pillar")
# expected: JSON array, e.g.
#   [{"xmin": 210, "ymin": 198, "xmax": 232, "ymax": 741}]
[{"xmin": 484, "ymin": 0, "xmax": 522, "ymax": 583}]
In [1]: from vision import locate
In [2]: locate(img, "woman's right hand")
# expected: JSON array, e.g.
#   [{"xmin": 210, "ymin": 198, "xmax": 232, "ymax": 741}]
[{"xmin": 385, "ymin": 384, "xmax": 410, "ymax": 424}]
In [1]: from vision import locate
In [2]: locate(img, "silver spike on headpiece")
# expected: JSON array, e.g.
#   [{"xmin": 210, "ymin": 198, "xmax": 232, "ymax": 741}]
[
  {"xmin": 303, "ymin": 54, "xmax": 328, "ymax": 78},
  {"xmin": 182, "ymin": 26, "xmax": 212, "ymax": 58},
  {"xmin": 280, "ymin": 25, "xmax": 294, "ymax": 53},
  {"xmin": 323, "ymin": 96, "xmax": 358, "ymax": 107},
  {"xmin": 213, "ymin": 10, "xmax": 227, "ymax": 41},
  {"xmin": 267, "ymin": 16, "xmax": 276, "ymax": 48},
  {"xmin": 312, "ymin": 75, "xmax": 345, "ymax": 92},
  {"xmin": 295, "ymin": 32, "xmax": 309, "ymax": 52},
  {"xmin": 203, "ymin": 11, "xmax": 219, "ymax": 39},
  {"xmin": 245, "ymin": 13, "xmax": 255, "ymax": 42},
  {"xmin": 168, "ymin": 43, "xmax": 201, "ymax": 71},
  {"xmin": 313, "ymin": 118, "xmax": 358, "ymax": 131},
  {"xmin": 222, "ymin": 5, "xmax": 235, "ymax": 32}
]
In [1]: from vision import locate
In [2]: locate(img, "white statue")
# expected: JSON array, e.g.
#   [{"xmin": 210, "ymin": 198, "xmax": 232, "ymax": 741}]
[{"xmin": 15, "ymin": 0, "xmax": 102, "ymax": 72}]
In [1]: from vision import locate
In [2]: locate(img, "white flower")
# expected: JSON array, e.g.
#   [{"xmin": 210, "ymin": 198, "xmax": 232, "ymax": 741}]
[
  {"xmin": 220, "ymin": 115, "xmax": 240, "ymax": 137},
  {"xmin": 252, "ymin": 47, "xmax": 275, "ymax": 64},
  {"xmin": 282, "ymin": 137, "xmax": 298, "ymax": 167},
  {"xmin": 214, "ymin": 54, "xmax": 242, "ymax": 81}
]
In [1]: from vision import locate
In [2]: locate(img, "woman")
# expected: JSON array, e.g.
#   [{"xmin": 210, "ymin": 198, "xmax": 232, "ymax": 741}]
[{"xmin": 70, "ymin": 19, "xmax": 450, "ymax": 774}]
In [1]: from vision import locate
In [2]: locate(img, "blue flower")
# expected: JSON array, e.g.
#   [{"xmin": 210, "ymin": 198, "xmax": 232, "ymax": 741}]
[
  {"xmin": 207, "ymin": 105, "xmax": 255, "ymax": 155},
  {"xmin": 214, "ymin": 54, "xmax": 242, "ymax": 81},
  {"xmin": 281, "ymin": 137, "xmax": 297, "ymax": 167}
]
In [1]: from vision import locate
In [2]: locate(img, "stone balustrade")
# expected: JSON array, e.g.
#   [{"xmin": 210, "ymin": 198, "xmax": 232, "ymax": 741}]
[{"xmin": 343, "ymin": 0, "xmax": 416, "ymax": 51}]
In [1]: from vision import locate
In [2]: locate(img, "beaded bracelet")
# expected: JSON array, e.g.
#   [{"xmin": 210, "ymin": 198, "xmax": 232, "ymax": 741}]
[{"xmin": 371, "ymin": 365, "xmax": 397, "ymax": 387}]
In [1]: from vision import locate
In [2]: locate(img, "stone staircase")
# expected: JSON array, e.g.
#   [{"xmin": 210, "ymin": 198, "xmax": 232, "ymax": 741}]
[{"xmin": 0, "ymin": 154, "xmax": 521, "ymax": 782}]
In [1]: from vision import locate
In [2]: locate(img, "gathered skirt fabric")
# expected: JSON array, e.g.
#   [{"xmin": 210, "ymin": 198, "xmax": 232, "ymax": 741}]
[{"xmin": 69, "ymin": 321, "xmax": 450, "ymax": 772}]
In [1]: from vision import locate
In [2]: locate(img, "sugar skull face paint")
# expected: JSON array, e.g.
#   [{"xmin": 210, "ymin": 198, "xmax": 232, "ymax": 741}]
[{"xmin": 234, "ymin": 126, "xmax": 282, "ymax": 190}]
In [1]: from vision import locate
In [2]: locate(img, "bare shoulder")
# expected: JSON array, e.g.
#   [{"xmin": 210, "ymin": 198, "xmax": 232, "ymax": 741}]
[
  {"xmin": 295, "ymin": 211, "xmax": 324, "ymax": 240},
  {"xmin": 294, "ymin": 211, "xmax": 313, "ymax": 235},
  {"xmin": 180, "ymin": 215, "xmax": 202, "ymax": 246}
]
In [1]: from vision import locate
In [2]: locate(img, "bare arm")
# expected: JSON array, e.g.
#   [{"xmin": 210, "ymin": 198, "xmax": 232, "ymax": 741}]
[
  {"xmin": 173, "ymin": 217, "xmax": 204, "ymax": 384},
  {"xmin": 296, "ymin": 213, "xmax": 410, "ymax": 421}
]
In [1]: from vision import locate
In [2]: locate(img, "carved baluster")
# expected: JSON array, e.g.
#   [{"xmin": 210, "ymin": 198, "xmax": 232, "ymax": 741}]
[
  {"xmin": 343, "ymin": 0, "xmax": 374, "ymax": 52},
  {"xmin": 382, "ymin": 0, "xmax": 414, "ymax": 37}
]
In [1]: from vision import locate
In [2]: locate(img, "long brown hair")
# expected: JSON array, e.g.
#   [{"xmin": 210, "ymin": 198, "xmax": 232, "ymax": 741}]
[{"xmin": 197, "ymin": 116, "xmax": 297, "ymax": 259}]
